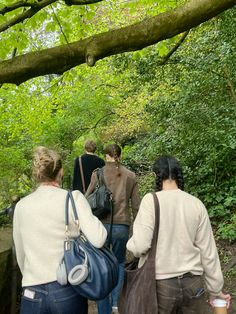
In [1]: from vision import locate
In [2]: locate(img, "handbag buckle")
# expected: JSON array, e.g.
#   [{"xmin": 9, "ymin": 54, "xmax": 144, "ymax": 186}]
[
  {"xmin": 80, "ymin": 234, "xmax": 87, "ymax": 243},
  {"xmin": 65, "ymin": 240, "xmax": 71, "ymax": 251}
]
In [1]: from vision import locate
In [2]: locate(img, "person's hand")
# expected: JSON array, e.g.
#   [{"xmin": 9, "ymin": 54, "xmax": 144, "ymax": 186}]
[{"xmin": 209, "ymin": 292, "xmax": 232, "ymax": 309}]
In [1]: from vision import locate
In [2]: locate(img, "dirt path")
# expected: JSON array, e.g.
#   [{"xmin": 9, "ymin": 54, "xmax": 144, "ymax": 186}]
[
  {"xmin": 88, "ymin": 301, "xmax": 97, "ymax": 314},
  {"xmin": 0, "ymin": 226, "xmax": 12, "ymax": 253}
]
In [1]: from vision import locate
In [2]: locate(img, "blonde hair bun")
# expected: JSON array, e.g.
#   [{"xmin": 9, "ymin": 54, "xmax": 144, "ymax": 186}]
[{"xmin": 33, "ymin": 146, "xmax": 62, "ymax": 183}]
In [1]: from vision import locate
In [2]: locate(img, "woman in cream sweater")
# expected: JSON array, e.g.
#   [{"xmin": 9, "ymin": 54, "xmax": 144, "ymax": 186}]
[
  {"xmin": 13, "ymin": 146, "xmax": 107, "ymax": 314},
  {"xmin": 127, "ymin": 155, "xmax": 231, "ymax": 314}
]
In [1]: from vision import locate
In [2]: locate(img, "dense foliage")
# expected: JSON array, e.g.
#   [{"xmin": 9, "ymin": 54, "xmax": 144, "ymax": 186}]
[{"xmin": 0, "ymin": 2, "xmax": 235, "ymax": 241}]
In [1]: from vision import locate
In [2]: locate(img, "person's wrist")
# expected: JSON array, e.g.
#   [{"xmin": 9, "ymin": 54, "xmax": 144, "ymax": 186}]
[{"xmin": 209, "ymin": 291, "xmax": 222, "ymax": 298}]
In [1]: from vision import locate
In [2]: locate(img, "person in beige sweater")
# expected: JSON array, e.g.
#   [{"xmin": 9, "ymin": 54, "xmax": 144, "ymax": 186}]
[
  {"xmin": 127, "ymin": 155, "xmax": 231, "ymax": 314},
  {"xmin": 13, "ymin": 146, "xmax": 107, "ymax": 314}
]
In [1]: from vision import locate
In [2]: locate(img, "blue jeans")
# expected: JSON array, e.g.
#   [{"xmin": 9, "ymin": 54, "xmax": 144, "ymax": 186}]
[
  {"xmin": 97, "ymin": 224, "xmax": 129, "ymax": 314},
  {"xmin": 20, "ymin": 281, "xmax": 88, "ymax": 314}
]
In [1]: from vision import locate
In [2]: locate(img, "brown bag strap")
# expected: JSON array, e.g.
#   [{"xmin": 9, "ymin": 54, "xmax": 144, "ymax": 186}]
[
  {"xmin": 79, "ymin": 157, "xmax": 86, "ymax": 194},
  {"xmin": 148, "ymin": 192, "xmax": 160, "ymax": 262}
]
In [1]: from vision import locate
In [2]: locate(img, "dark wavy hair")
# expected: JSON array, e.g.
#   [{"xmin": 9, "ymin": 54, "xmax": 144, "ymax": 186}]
[
  {"xmin": 152, "ymin": 156, "xmax": 184, "ymax": 191},
  {"xmin": 104, "ymin": 144, "xmax": 122, "ymax": 176}
]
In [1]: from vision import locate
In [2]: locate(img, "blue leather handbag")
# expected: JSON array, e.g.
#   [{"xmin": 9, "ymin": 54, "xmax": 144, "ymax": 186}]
[{"xmin": 57, "ymin": 191, "xmax": 119, "ymax": 301}]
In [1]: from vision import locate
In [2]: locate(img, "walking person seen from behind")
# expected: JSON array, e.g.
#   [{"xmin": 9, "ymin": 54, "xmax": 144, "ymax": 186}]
[
  {"xmin": 127, "ymin": 156, "xmax": 231, "ymax": 314},
  {"xmin": 72, "ymin": 140, "xmax": 105, "ymax": 193},
  {"xmin": 13, "ymin": 146, "xmax": 107, "ymax": 314},
  {"xmin": 86, "ymin": 144, "xmax": 141, "ymax": 314}
]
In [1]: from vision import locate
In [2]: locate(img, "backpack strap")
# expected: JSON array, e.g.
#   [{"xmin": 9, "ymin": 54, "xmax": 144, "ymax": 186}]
[
  {"xmin": 96, "ymin": 168, "xmax": 106, "ymax": 187},
  {"xmin": 79, "ymin": 157, "xmax": 86, "ymax": 194}
]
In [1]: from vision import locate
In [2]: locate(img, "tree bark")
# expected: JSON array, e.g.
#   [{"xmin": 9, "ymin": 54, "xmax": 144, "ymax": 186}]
[{"xmin": 0, "ymin": 0, "xmax": 236, "ymax": 85}]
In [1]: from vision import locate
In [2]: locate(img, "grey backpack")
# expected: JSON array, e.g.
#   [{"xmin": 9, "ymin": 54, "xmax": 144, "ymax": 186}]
[{"xmin": 87, "ymin": 168, "xmax": 113, "ymax": 218}]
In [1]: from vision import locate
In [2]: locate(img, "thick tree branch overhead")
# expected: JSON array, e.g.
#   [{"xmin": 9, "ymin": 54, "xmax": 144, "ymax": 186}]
[
  {"xmin": 0, "ymin": 0, "xmax": 236, "ymax": 85},
  {"xmin": 0, "ymin": 1, "xmax": 33, "ymax": 15},
  {"xmin": 0, "ymin": 0, "xmax": 103, "ymax": 32},
  {"xmin": 0, "ymin": 0, "xmax": 56, "ymax": 33}
]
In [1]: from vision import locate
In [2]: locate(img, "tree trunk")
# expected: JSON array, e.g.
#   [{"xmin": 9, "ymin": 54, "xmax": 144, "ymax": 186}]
[{"xmin": 0, "ymin": 0, "xmax": 236, "ymax": 85}]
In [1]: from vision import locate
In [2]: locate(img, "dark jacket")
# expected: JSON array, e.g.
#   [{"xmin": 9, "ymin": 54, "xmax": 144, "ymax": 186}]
[
  {"xmin": 85, "ymin": 162, "xmax": 141, "ymax": 225},
  {"xmin": 72, "ymin": 153, "xmax": 105, "ymax": 193}
]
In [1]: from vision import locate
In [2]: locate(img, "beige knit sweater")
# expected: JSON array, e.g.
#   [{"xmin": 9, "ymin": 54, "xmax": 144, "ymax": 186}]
[
  {"xmin": 13, "ymin": 186, "xmax": 107, "ymax": 287},
  {"xmin": 127, "ymin": 189, "xmax": 224, "ymax": 296}
]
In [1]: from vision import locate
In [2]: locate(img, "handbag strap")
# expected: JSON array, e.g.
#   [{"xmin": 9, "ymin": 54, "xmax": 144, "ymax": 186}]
[
  {"xmin": 79, "ymin": 157, "xmax": 86, "ymax": 194},
  {"xmin": 65, "ymin": 190, "xmax": 113, "ymax": 248},
  {"xmin": 96, "ymin": 168, "xmax": 105, "ymax": 187},
  {"xmin": 65, "ymin": 191, "xmax": 79, "ymax": 231},
  {"xmin": 147, "ymin": 192, "xmax": 160, "ymax": 262},
  {"xmin": 96, "ymin": 168, "xmax": 114, "ymax": 247}
]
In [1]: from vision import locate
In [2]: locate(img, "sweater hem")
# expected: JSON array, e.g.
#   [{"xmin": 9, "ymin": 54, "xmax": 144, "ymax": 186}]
[{"xmin": 156, "ymin": 270, "xmax": 203, "ymax": 280}]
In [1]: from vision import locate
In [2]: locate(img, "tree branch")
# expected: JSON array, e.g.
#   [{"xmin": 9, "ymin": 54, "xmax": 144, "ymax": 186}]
[
  {"xmin": 65, "ymin": 0, "xmax": 103, "ymax": 5},
  {"xmin": 223, "ymin": 66, "xmax": 236, "ymax": 102},
  {"xmin": 0, "ymin": 1, "xmax": 34, "ymax": 15},
  {"xmin": 93, "ymin": 112, "xmax": 115, "ymax": 129},
  {"xmin": 0, "ymin": 0, "xmax": 236, "ymax": 85},
  {"xmin": 158, "ymin": 30, "xmax": 190, "ymax": 65},
  {"xmin": 73, "ymin": 111, "xmax": 115, "ymax": 132},
  {"xmin": 0, "ymin": 0, "xmax": 57, "ymax": 33},
  {"xmin": 50, "ymin": 4, "xmax": 70, "ymax": 44},
  {"xmin": 0, "ymin": 0, "xmax": 103, "ymax": 32}
]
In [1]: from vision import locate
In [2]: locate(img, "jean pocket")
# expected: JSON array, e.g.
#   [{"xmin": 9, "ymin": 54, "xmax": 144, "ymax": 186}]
[
  {"xmin": 20, "ymin": 294, "xmax": 42, "ymax": 314},
  {"xmin": 183, "ymin": 277, "xmax": 205, "ymax": 300},
  {"xmin": 53, "ymin": 286, "xmax": 78, "ymax": 303},
  {"xmin": 191, "ymin": 287, "xmax": 205, "ymax": 299}
]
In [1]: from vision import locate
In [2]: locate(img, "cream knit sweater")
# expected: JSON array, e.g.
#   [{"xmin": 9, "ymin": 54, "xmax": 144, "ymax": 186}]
[
  {"xmin": 13, "ymin": 186, "xmax": 107, "ymax": 287},
  {"xmin": 127, "ymin": 189, "xmax": 224, "ymax": 296}
]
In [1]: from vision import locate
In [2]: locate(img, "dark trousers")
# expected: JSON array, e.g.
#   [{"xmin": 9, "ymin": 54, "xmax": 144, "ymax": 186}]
[{"xmin": 156, "ymin": 274, "xmax": 206, "ymax": 314}]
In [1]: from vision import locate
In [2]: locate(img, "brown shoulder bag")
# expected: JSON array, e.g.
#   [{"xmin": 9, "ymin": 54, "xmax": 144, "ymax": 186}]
[{"xmin": 118, "ymin": 192, "xmax": 160, "ymax": 314}]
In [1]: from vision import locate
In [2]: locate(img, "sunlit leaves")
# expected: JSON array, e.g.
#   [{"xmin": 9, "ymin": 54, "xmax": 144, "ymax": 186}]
[
  {"xmin": 0, "ymin": 1, "xmax": 235, "ymax": 241},
  {"xmin": 101, "ymin": 90, "xmax": 151, "ymax": 142},
  {"xmin": 157, "ymin": 41, "xmax": 169, "ymax": 57}
]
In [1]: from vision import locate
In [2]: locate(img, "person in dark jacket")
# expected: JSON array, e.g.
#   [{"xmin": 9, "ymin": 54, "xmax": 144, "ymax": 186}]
[
  {"xmin": 72, "ymin": 140, "xmax": 105, "ymax": 193},
  {"xmin": 86, "ymin": 144, "xmax": 141, "ymax": 314}
]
